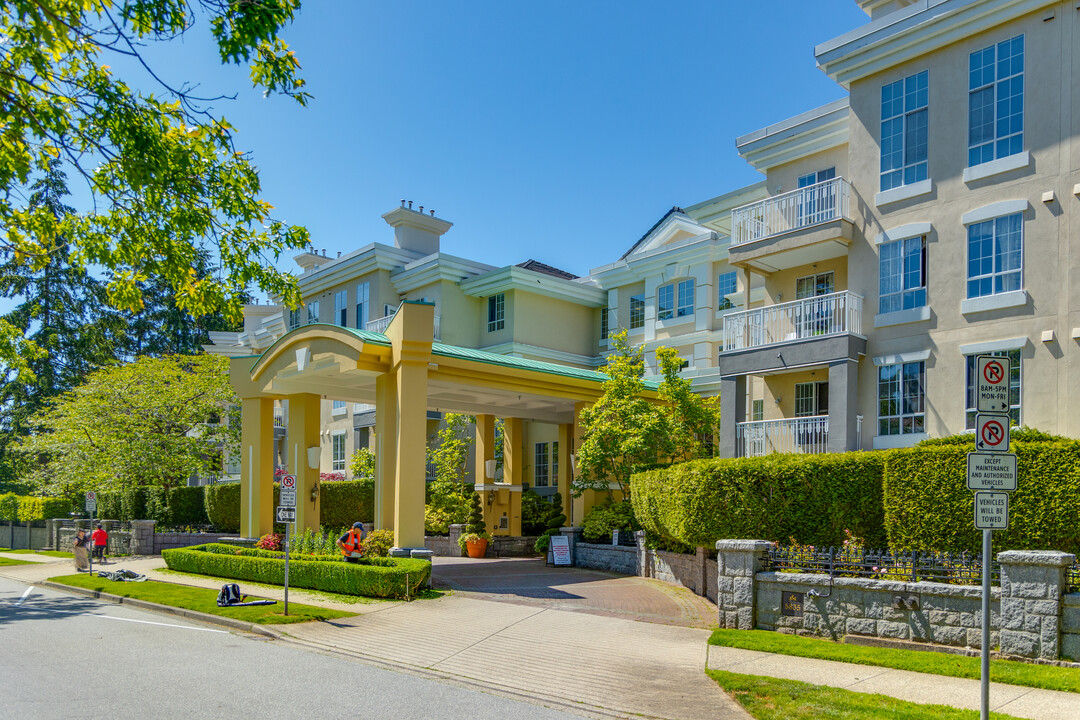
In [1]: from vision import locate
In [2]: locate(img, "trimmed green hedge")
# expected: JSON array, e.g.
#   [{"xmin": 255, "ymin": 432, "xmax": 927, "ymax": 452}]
[
  {"xmin": 884, "ymin": 441, "xmax": 1080, "ymax": 554},
  {"xmin": 631, "ymin": 452, "xmax": 887, "ymax": 549},
  {"xmin": 204, "ymin": 480, "xmax": 374, "ymax": 533},
  {"xmin": 0, "ymin": 493, "xmax": 71, "ymax": 521},
  {"xmin": 92, "ymin": 486, "xmax": 210, "ymax": 526},
  {"xmin": 917, "ymin": 427, "xmax": 1068, "ymax": 447},
  {"xmin": 162, "ymin": 543, "xmax": 430, "ymax": 598}
]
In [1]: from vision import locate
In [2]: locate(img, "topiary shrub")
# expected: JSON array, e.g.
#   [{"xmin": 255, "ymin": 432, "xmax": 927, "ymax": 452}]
[
  {"xmin": 544, "ymin": 493, "xmax": 566, "ymax": 534},
  {"xmin": 631, "ymin": 452, "xmax": 887, "ymax": 549},
  {"xmin": 520, "ymin": 490, "xmax": 547, "ymax": 535},
  {"xmin": 162, "ymin": 543, "xmax": 430, "ymax": 598},
  {"xmin": 458, "ymin": 492, "xmax": 490, "ymax": 552},
  {"xmin": 581, "ymin": 501, "xmax": 635, "ymax": 543}
]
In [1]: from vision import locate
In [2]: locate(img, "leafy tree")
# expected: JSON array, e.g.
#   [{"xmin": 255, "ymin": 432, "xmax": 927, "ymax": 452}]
[
  {"xmin": 425, "ymin": 413, "xmax": 474, "ymax": 532},
  {"xmin": 18, "ymin": 354, "xmax": 239, "ymax": 496},
  {"xmin": 349, "ymin": 447, "xmax": 375, "ymax": 479},
  {"xmin": 0, "ymin": 0, "xmax": 312, "ymax": 373},
  {"xmin": 655, "ymin": 346, "xmax": 720, "ymax": 461},
  {"xmin": 573, "ymin": 331, "xmax": 670, "ymax": 498}
]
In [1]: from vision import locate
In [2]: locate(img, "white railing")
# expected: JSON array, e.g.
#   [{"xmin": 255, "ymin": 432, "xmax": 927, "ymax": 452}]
[
  {"xmin": 737, "ymin": 416, "xmax": 829, "ymax": 457},
  {"xmin": 721, "ymin": 291, "xmax": 862, "ymax": 352},
  {"xmin": 731, "ymin": 177, "xmax": 851, "ymax": 246},
  {"xmin": 365, "ymin": 313, "xmax": 441, "ymax": 340}
]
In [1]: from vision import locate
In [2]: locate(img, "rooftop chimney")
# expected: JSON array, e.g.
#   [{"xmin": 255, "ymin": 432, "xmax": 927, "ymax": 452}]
[{"xmin": 382, "ymin": 201, "xmax": 452, "ymax": 255}]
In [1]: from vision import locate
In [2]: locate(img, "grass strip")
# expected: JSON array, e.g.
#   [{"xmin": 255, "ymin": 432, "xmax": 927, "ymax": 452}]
[
  {"xmin": 708, "ymin": 669, "xmax": 1023, "ymax": 720},
  {"xmin": 0, "ymin": 549, "xmax": 75, "ymax": 558},
  {"xmin": 710, "ymin": 629, "xmax": 1080, "ymax": 694},
  {"xmin": 49, "ymin": 573, "xmax": 357, "ymax": 625},
  {"xmin": 0, "ymin": 557, "xmax": 35, "ymax": 567}
]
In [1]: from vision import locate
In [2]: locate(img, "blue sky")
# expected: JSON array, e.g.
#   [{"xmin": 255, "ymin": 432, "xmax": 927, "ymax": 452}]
[{"xmin": 110, "ymin": 1, "xmax": 869, "ymax": 290}]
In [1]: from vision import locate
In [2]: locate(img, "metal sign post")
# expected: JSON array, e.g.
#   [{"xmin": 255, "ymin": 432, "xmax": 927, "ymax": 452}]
[
  {"xmin": 278, "ymin": 475, "xmax": 297, "ymax": 616},
  {"xmin": 85, "ymin": 492, "xmax": 97, "ymax": 575},
  {"xmin": 969, "ymin": 355, "xmax": 1015, "ymax": 720}
]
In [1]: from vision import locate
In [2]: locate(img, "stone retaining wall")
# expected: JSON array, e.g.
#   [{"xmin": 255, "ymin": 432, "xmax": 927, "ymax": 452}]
[
  {"xmin": 422, "ymin": 526, "xmax": 540, "ymax": 557},
  {"xmin": 575, "ymin": 542, "xmax": 638, "ymax": 575},
  {"xmin": 716, "ymin": 539, "xmax": 1078, "ymax": 661},
  {"xmin": 0, "ymin": 522, "xmax": 47, "ymax": 551},
  {"xmin": 153, "ymin": 532, "xmax": 238, "ymax": 554}
]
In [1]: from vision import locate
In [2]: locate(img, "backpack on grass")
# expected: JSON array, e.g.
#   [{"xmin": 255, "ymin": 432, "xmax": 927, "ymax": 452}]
[{"xmin": 216, "ymin": 582, "xmax": 277, "ymax": 608}]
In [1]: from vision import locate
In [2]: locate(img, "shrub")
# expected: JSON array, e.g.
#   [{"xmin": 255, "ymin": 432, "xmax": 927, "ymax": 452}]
[
  {"xmin": 162, "ymin": 543, "xmax": 430, "ymax": 598},
  {"xmin": 458, "ymin": 492, "xmax": 490, "ymax": 552},
  {"xmin": 256, "ymin": 533, "xmax": 284, "ymax": 551},
  {"xmin": 97, "ymin": 491, "xmax": 122, "ymax": 520},
  {"xmin": 364, "ymin": 529, "xmax": 394, "ymax": 558},
  {"xmin": 917, "ymin": 427, "xmax": 1067, "ymax": 446},
  {"xmin": 581, "ymin": 501, "xmax": 635, "ymax": 543},
  {"xmin": 320, "ymin": 478, "xmax": 375, "ymax": 527},
  {"xmin": 0, "ymin": 493, "xmax": 71, "ymax": 521},
  {"xmin": 167, "ymin": 486, "xmax": 210, "ymax": 526},
  {"xmin": 534, "ymin": 534, "xmax": 550, "ymax": 554},
  {"xmin": 631, "ymin": 452, "xmax": 887, "ymax": 549},
  {"xmin": 884, "ymin": 441, "xmax": 1080, "ymax": 554},
  {"xmin": 204, "ymin": 482, "xmax": 242, "ymax": 532},
  {"xmin": 520, "ymin": 490, "xmax": 548, "ymax": 535},
  {"xmin": 544, "ymin": 493, "xmax": 567, "ymax": 534},
  {"xmin": 425, "ymin": 505, "xmax": 454, "ymax": 535},
  {"xmin": 0, "ymin": 493, "xmax": 20, "ymax": 521}
]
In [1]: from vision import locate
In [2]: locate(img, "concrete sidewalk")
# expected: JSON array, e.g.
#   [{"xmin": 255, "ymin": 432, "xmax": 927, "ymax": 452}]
[{"xmin": 707, "ymin": 644, "xmax": 1080, "ymax": 720}]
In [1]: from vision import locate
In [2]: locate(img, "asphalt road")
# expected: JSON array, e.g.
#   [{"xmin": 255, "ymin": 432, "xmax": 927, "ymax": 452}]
[{"xmin": 0, "ymin": 576, "xmax": 586, "ymax": 720}]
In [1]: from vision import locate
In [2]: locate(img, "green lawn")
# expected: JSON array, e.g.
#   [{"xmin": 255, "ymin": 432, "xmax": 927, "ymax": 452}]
[
  {"xmin": 708, "ymin": 670, "xmax": 1023, "ymax": 720},
  {"xmin": 710, "ymin": 629, "xmax": 1080, "ymax": 694},
  {"xmin": 0, "ymin": 549, "xmax": 74, "ymax": 558},
  {"xmin": 49, "ymin": 573, "xmax": 357, "ymax": 625},
  {"xmin": 0, "ymin": 557, "xmax": 35, "ymax": 567}
]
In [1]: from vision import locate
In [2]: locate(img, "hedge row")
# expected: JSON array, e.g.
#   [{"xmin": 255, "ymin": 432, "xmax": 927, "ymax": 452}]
[
  {"xmin": 94, "ymin": 486, "xmax": 210, "ymax": 527},
  {"xmin": 161, "ymin": 543, "xmax": 429, "ymax": 598},
  {"xmin": 204, "ymin": 480, "xmax": 374, "ymax": 533},
  {"xmin": 631, "ymin": 452, "xmax": 888, "ymax": 549},
  {"xmin": 0, "ymin": 493, "xmax": 72, "ymax": 522},
  {"xmin": 884, "ymin": 441, "xmax": 1080, "ymax": 554}
]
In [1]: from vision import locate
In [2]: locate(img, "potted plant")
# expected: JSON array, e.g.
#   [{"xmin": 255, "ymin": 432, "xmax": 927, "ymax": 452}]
[{"xmin": 457, "ymin": 492, "xmax": 490, "ymax": 558}]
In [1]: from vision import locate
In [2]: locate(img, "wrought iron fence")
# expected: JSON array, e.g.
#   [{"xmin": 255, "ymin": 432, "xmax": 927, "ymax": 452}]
[
  {"xmin": 765, "ymin": 544, "xmax": 998, "ymax": 586},
  {"xmin": 1067, "ymin": 564, "xmax": 1080, "ymax": 593}
]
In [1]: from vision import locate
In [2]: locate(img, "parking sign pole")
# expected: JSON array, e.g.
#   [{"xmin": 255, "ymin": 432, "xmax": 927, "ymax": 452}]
[
  {"xmin": 981, "ymin": 528, "xmax": 990, "ymax": 720},
  {"xmin": 284, "ymin": 520, "xmax": 290, "ymax": 616}
]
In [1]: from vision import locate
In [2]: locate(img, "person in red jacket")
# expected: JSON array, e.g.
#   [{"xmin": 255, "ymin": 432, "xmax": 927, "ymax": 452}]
[
  {"xmin": 91, "ymin": 524, "xmax": 108, "ymax": 565},
  {"xmin": 335, "ymin": 522, "xmax": 366, "ymax": 563}
]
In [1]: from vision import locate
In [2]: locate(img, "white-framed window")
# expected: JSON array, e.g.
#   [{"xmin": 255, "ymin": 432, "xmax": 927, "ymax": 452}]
[
  {"xmin": 551, "ymin": 441, "xmax": 558, "ymax": 481},
  {"xmin": 331, "ymin": 431, "xmax": 346, "ymax": 471},
  {"xmin": 355, "ymin": 282, "xmax": 369, "ymax": 329},
  {"xmin": 969, "ymin": 35, "xmax": 1024, "ymax": 167},
  {"xmin": 794, "ymin": 381, "xmax": 829, "ymax": 417},
  {"xmin": 965, "ymin": 349, "xmax": 1020, "ymax": 428},
  {"xmin": 332, "ymin": 400, "xmax": 347, "ymax": 416},
  {"xmin": 306, "ymin": 300, "xmax": 320, "ymax": 325},
  {"xmin": 880, "ymin": 71, "xmax": 928, "ymax": 192},
  {"xmin": 630, "ymin": 294, "xmax": 645, "ymax": 329},
  {"xmin": 384, "ymin": 303, "xmax": 396, "ymax": 318},
  {"xmin": 879, "ymin": 235, "xmax": 926, "ymax": 313},
  {"xmin": 487, "ymin": 293, "xmax": 505, "ymax": 332},
  {"xmin": 658, "ymin": 279, "xmax": 694, "ymax": 320},
  {"xmin": 751, "ymin": 399, "xmax": 764, "ymax": 422},
  {"xmin": 600, "ymin": 308, "xmax": 610, "ymax": 340},
  {"xmin": 718, "ymin": 271, "xmax": 737, "ymax": 310},
  {"xmin": 878, "ymin": 361, "xmax": 925, "ymax": 436},
  {"xmin": 288, "ymin": 308, "xmax": 302, "ymax": 330},
  {"xmin": 334, "ymin": 290, "xmax": 347, "ymax": 326},
  {"xmin": 534, "ymin": 442, "xmax": 550, "ymax": 487},
  {"xmin": 967, "ymin": 213, "xmax": 1022, "ymax": 298},
  {"xmin": 798, "ymin": 168, "xmax": 837, "ymax": 225},
  {"xmin": 796, "ymin": 272, "xmax": 834, "ymax": 299}
]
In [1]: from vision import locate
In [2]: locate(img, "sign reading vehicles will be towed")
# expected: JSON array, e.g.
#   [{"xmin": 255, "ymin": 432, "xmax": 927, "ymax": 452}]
[{"xmin": 966, "ymin": 452, "xmax": 1018, "ymax": 492}]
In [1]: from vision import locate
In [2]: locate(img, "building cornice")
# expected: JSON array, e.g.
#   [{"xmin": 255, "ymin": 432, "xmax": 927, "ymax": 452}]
[
  {"xmin": 736, "ymin": 98, "xmax": 850, "ymax": 172},
  {"xmin": 589, "ymin": 234, "xmax": 730, "ymax": 289},
  {"xmin": 816, "ymin": 0, "xmax": 1057, "ymax": 88},
  {"xmin": 478, "ymin": 341, "xmax": 605, "ymax": 369},
  {"xmin": 460, "ymin": 266, "xmax": 607, "ymax": 307},
  {"xmin": 295, "ymin": 243, "xmax": 421, "ymax": 297},
  {"xmin": 390, "ymin": 253, "xmax": 496, "ymax": 295}
]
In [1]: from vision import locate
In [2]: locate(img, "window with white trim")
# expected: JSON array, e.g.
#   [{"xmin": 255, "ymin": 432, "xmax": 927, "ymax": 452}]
[
  {"xmin": 630, "ymin": 294, "xmax": 645, "ymax": 329},
  {"xmin": 334, "ymin": 290, "xmax": 347, "ymax": 326},
  {"xmin": 534, "ymin": 442, "xmax": 550, "ymax": 487},
  {"xmin": 355, "ymin": 282, "xmax": 369, "ymax": 329},
  {"xmin": 288, "ymin": 308, "xmax": 302, "ymax": 330},
  {"xmin": 879, "ymin": 235, "xmax": 926, "ymax": 313},
  {"xmin": 487, "ymin": 293, "xmax": 505, "ymax": 332},
  {"xmin": 332, "ymin": 400, "xmax": 347, "ymax": 416},
  {"xmin": 878, "ymin": 361, "xmax": 925, "ymax": 436},
  {"xmin": 880, "ymin": 71, "xmax": 928, "ymax": 192},
  {"xmin": 658, "ymin": 279, "xmax": 694, "ymax": 320},
  {"xmin": 306, "ymin": 300, "xmax": 320, "ymax": 325},
  {"xmin": 718, "ymin": 271, "xmax": 737, "ymax": 310},
  {"xmin": 600, "ymin": 308, "xmax": 610, "ymax": 340},
  {"xmin": 967, "ymin": 213, "xmax": 1022, "ymax": 298},
  {"xmin": 969, "ymin": 35, "xmax": 1024, "ymax": 167},
  {"xmin": 965, "ymin": 349, "xmax": 1020, "ymax": 429},
  {"xmin": 751, "ymin": 399, "xmax": 764, "ymax": 422},
  {"xmin": 331, "ymin": 431, "xmax": 346, "ymax": 471}
]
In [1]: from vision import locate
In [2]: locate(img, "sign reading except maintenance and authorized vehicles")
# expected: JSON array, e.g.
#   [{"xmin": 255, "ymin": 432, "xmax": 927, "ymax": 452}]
[
  {"xmin": 966, "ymin": 452, "xmax": 1018, "ymax": 491},
  {"xmin": 974, "ymin": 491, "xmax": 1009, "ymax": 530},
  {"xmin": 976, "ymin": 413, "xmax": 1011, "ymax": 453},
  {"xmin": 976, "ymin": 356, "xmax": 1011, "ymax": 413}
]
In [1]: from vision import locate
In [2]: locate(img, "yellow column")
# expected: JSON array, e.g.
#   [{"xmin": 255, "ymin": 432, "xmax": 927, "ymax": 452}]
[
  {"xmin": 240, "ymin": 397, "xmax": 275, "ymax": 538},
  {"xmin": 287, "ymin": 393, "xmax": 321, "ymax": 533},
  {"xmin": 474, "ymin": 414, "xmax": 495, "ymax": 488},
  {"xmin": 384, "ymin": 301, "xmax": 434, "ymax": 550},
  {"xmin": 572, "ymin": 401, "xmax": 590, "ymax": 527},
  {"xmin": 557, "ymin": 422, "xmax": 572, "ymax": 526},
  {"xmin": 502, "ymin": 417, "xmax": 523, "ymax": 536},
  {"xmin": 374, "ymin": 373, "xmax": 397, "ymax": 531}
]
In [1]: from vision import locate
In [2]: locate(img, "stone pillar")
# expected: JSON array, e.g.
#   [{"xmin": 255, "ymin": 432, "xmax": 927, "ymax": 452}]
[
  {"xmin": 240, "ymin": 396, "xmax": 276, "ymax": 538},
  {"xmin": 695, "ymin": 546, "xmax": 709, "ymax": 597},
  {"xmin": 449, "ymin": 523, "xmax": 465, "ymax": 557},
  {"xmin": 287, "ymin": 393, "xmax": 322, "ymax": 533},
  {"xmin": 716, "ymin": 540, "xmax": 773, "ymax": 630},
  {"xmin": 827, "ymin": 359, "xmax": 859, "ymax": 453},
  {"xmin": 999, "ymin": 550, "xmax": 1074, "ymax": 660},
  {"xmin": 45, "ymin": 519, "xmax": 63, "ymax": 551},
  {"xmin": 501, "ymin": 417, "xmax": 523, "ymax": 537},
  {"xmin": 719, "ymin": 376, "xmax": 746, "ymax": 458},
  {"xmin": 130, "ymin": 520, "xmax": 157, "ymax": 555},
  {"xmin": 374, "ymin": 372, "xmax": 397, "ymax": 531},
  {"xmin": 560, "ymin": 526, "xmax": 583, "ymax": 566},
  {"xmin": 635, "ymin": 530, "xmax": 651, "ymax": 578}
]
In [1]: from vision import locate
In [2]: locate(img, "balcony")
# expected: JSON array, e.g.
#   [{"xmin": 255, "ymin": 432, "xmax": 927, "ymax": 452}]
[
  {"xmin": 366, "ymin": 313, "xmax": 441, "ymax": 340},
  {"xmin": 737, "ymin": 416, "xmax": 828, "ymax": 457},
  {"xmin": 722, "ymin": 291, "xmax": 862, "ymax": 352},
  {"xmin": 729, "ymin": 177, "xmax": 853, "ymax": 271}
]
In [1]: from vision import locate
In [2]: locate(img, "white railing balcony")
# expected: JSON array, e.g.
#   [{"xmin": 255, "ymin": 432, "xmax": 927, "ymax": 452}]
[
  {"xmin": 365, "ymin": 313, "xmax": 441, "ymax": 340},
  {"xmin": 721, "ymin": 290, "xmax": 862, "ymax": 352},
  {"xmin": 737, "ymin": 416, "xmax": 828, "ymax": 457},
  {"xmin": 731, "ymin": 177, "xmax": 851, "ymax": 246}
]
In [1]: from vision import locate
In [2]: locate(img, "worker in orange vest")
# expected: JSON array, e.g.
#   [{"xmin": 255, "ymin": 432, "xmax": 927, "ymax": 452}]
[{"xmin": 336, "ymin": 522, "xmax": 366, "ymax": 563}]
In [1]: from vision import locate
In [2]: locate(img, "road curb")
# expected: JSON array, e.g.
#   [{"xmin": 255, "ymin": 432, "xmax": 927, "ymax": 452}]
[{"xmin": 37, "ymin": 580, "xmax": 286, "ymax": 639}]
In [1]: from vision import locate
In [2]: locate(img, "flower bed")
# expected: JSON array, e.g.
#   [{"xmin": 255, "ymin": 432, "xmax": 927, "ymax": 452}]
[{"xmin": 161, "ymin": 543, "xmax": 430, "ymax": 598}]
